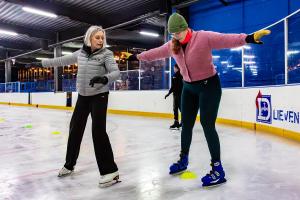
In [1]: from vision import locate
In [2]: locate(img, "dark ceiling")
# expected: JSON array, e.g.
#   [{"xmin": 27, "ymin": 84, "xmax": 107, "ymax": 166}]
[{"xmin": 0, "ymin": 0, "xmax": 238, "ymax": 64}]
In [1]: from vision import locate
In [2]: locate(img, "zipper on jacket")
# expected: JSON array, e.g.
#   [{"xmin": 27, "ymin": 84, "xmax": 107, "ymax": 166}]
[{"xmin": 83, "ymin": 54, "xmax": 91, "ymax": 95}]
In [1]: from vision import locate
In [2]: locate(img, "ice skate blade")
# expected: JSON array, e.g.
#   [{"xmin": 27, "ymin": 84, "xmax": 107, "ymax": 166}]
[
  {"xmin": 169, "ymin": 169, "xmax": 187, "ymax": 175},
  {"xmin": 202, "ymin": 178, "xmax": 227, "ymax": 188},
  {"xmin": 169, "ymin": 128, "xmax": 180, "ymax": 130},
  {"xmin": 57, "ymin": 171, "xmax": 73, "ymax": 178},
  {"xmin": 99, "ymin": 180, "xmax": 121, "ymax": 188}
]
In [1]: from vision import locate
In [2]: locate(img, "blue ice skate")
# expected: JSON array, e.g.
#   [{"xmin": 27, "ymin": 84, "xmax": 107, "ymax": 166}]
[
  {"xmin": 201, "ymin": 161, "xmax": 227, "ymax": 187},
  {"xmin": 169, "ymin": 153, "xmax": 188, "ymax": 175}
]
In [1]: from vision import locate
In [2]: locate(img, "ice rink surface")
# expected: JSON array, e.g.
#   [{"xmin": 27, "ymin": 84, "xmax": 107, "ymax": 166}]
[{"xmin": 1, "ymin": 105, "xmax": 300, "ymax": 200}]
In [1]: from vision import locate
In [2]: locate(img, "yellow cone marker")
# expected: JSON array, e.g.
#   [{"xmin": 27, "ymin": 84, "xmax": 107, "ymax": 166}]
[
  {"xmin": 180, "ymin": 171, "xmax": 198, "ymax": 180},
  {"xmin": 23, "ymin": 124, "xmax": 32, "ymax": 128},
  {"xmin": 52, "ymin": 131, "xmax": 61, "ymax": 135}
]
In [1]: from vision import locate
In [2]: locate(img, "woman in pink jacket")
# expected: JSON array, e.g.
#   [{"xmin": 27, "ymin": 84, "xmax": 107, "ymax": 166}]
[{"xmin": 127, "ymin": 13, "xmax": 270, "ymax": 187}]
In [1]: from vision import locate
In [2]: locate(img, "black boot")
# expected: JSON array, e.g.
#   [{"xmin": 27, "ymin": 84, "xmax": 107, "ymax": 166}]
[{"xmin": 170, "ymin": 120, "xmax": 180, "ymax": 130}]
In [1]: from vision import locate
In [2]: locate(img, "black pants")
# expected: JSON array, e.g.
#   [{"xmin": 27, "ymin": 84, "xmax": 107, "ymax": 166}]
[
  {"xmin": 181, "ymin": 74, "xmax": 222, "ymax": 162},
  {"xmin": 64, "ymin": 92, "xmax": 118, "ymax": 175},
  {"xmin": 173, "ymin": 93, "xmax": 181, "ymax": 121}
]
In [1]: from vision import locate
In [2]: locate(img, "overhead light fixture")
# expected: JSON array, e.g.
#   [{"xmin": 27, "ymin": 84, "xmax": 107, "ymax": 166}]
[
  {"xmin": 139, "ymin": 31, "xmax": 159, "ymax": 37},
  {"xmin": 0, "ymin": 29, "xmax": 18, "ymax": 36},
  {"xmin": 36, "ymin": 57, "xmax": 47, "ymax": 60},
  {"xmin": 22, "ymin": 7, "xmax": 57, "ymax": 18},
  {"xmin": 62, "ymin": 51, "xmax": 73, "ymax": 55}
]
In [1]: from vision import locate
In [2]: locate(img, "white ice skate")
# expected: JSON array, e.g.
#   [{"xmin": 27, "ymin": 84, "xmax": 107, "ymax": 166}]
[
  {"xmin": 58, "ymin": 167, "xmax": 73, "ymax": 177},
  {"xmin": 99, "ymin": 171, "xmax": 120, "ymax": 188}
]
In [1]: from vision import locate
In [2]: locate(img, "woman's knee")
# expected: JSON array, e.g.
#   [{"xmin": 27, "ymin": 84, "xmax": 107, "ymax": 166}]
[{"xmin": 200, "ymin": 120, "xmax": 215, "ymax": 130}]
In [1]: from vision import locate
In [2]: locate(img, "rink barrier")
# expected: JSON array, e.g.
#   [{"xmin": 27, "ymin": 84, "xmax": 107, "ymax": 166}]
[
  {"xmin": 107, "ymin": 109, "xmax": 174, "ymax": 119},
  {"xmin": 217, "ymin": 118, "xmax": 300, "ymax": 143},
  {"xmin": 0, "ymin": 102, "xmax": 37, "ymax": 108},
  {"xmin": 0, "ymin": 102, "xmax": 74, "ymax": 110},
  {"xmin": 0, "ymin": 101, "xmax": 299, "ymax": 143}
]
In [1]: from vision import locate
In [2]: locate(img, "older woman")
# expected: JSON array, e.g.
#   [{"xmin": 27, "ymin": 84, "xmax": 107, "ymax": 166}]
[{"xmin": 40, "ymin": 26, "xmax": 120, "ymax": 187}]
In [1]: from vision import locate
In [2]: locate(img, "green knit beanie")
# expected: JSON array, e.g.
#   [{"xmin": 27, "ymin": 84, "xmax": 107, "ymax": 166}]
[{"xmin": 167, "ymin": 13, "xmax": 188, "ymax": 33}]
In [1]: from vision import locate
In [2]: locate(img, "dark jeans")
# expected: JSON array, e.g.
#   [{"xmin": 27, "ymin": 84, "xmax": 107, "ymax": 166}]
[
  {"xmin": 180, "ymin": 74, "xmax": 222, "ymax": 162},
  {"xmin": 64, "ymin": 92, "xmax": 118, "ymax": 175}
]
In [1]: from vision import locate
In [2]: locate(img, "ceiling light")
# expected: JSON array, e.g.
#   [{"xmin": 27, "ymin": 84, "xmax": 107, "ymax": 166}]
[
  {"xmin": 139, "ymin": 31, "xmax": 159, "ymax": 37},
  {"xmin": 36, "ymin": 57, "xmax": 47, "ymax": 60},
  {"xmin": 22, "ymin": 7, "xmax": 57, "ymax": 18},
  {"xmin": 0, "ymin": 29, "xmax": 18, "ymax": 36},
  {"xmin": 62, "ymin": 51, "xmax": 73, "ymax": 55}
]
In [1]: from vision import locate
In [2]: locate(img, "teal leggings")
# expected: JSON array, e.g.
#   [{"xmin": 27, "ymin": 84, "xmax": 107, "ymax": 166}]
[{"xmin": 181, "ymin": 74, "xmax": 222, "ymax": 162}]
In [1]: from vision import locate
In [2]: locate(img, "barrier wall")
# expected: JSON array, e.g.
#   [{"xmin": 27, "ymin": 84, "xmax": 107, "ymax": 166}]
[
  {"xmin": 31, "ymin": 92, "xmax": 66, "ymax": 107},
  {"xmin": 0, "ymin": 93, "xmax": 28, "ymax": 104},
  {"xmin": 1, "ymin": 86, "xmax": 299, "ymax": 137}
]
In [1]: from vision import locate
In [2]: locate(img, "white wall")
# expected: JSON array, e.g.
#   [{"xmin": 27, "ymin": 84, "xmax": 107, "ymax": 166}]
[
  {"xmin": 0, "ymin": 93, "xmax": 28, "ymax": 104},
  {"xmin": 31, "ymin": 92, "xmax": 66, "ymax": 106},
  {"xmin": 72, "ymin": 90, "xmax": 173, "ymax": 113},
  {"xmin": 1, "ymin": 85, "xmax": 300, "ymax": 133},
  {"xmin": 108, "ymin": 90, "xmax": 173, "ymax": 113}
]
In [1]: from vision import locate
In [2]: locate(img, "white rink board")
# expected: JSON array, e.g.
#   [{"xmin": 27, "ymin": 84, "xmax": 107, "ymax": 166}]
[
  {"xmin": 31, "ymin": 92, "xmax": 67, "ymax": 106},
  {"xmin": 0, "ymin": 93, "xmax": 28, "ymax": 104},
  {"xmin": 1, "ymin": 85, "xmax": 300, "ymax": 133}
]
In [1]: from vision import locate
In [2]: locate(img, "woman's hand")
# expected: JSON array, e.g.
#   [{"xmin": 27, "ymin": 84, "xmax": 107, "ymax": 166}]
[
  {"xmin": 121, "ymin": 52, "xmax": 139, "ymax": 61},
  {"xmin": 246, "ymin": 30, "xmax": 271, "ymax": 44},
  {"xmin": 89, "ymin": 76, "xmax": 108, "ymax": 87}
]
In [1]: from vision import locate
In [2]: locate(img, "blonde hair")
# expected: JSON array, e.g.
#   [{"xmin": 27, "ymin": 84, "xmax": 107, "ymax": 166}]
[{"xmin": 84, "ymin": 25, "xmax": 107, "ymax": 48}]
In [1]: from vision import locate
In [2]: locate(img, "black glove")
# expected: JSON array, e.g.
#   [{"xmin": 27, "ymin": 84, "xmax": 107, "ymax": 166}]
[
  {"xmin": 165, "ymin": 94, "xmax": 170, "ymax": 99},
  {"xmin": 25, "ymin": 61, "xmax": 43, "ymax": 68},
  {"xmin": 89, "ymin": 76, "xmax": 108, "ymax": 87},
  {"xmin": 245, "ymin": 34, "xmax": 260, "ymax": 44}
]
